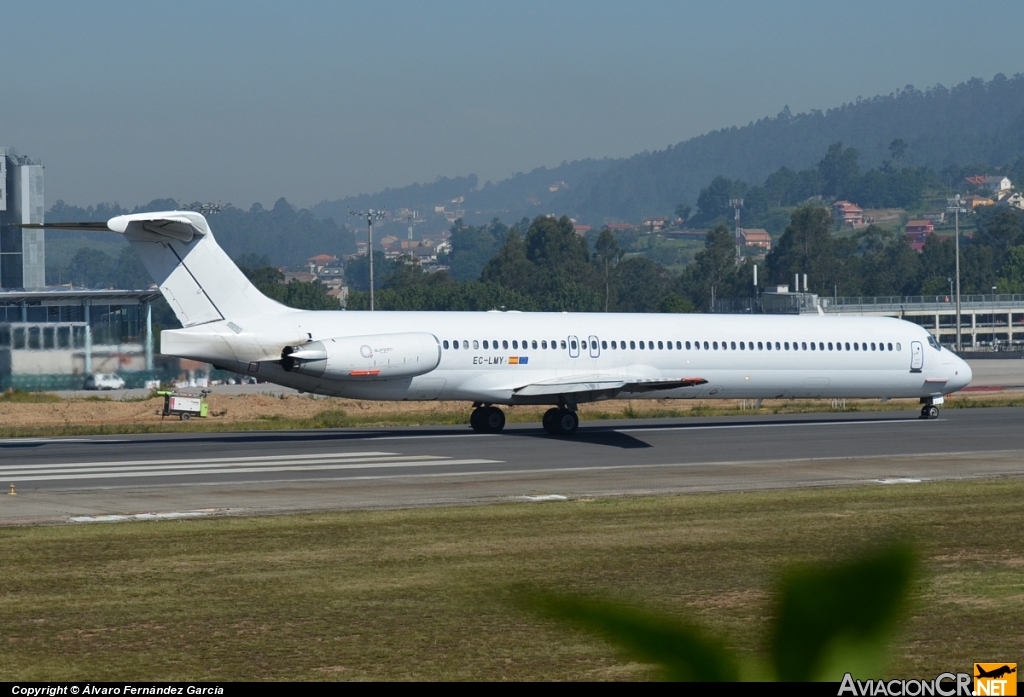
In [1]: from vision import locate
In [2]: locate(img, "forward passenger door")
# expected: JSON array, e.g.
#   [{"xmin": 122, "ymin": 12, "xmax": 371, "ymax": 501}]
[{"xmin": 910, "ymin": 341, "xmax": 923, "ymax": 373}]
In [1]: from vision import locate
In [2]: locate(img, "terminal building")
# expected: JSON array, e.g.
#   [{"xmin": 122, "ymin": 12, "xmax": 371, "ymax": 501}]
[{"xmin": 0, "ymin": 145, "xmax": 170, "ymax": 390}]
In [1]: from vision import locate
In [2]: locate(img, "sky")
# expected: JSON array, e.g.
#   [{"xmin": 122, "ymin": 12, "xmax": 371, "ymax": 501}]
[{"xmin": 2, "ymin": 0, "xmax": 1022, "ymax": 209}]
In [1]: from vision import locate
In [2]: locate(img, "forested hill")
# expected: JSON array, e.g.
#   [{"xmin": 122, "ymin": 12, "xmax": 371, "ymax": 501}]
[
  {"xmin": 560, "ymin": 74, "xmax": 1024, "ymax": 222},
  {"xmin": 311, "ymin": 73, "xmax": 1024, "ymax": 225},
  {"xmin": 46, "ymin": 198, "xmax": 356, "ymax": 267},
  {"xmin": 311, "ymin": 158, "xmax": 618, "ymax": 224}
]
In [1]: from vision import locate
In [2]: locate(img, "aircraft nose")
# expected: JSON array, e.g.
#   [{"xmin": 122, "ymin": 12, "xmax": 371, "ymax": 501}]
[{"xmin": 953, "ymin": 356, "xmax": 973, "ymax": 391}]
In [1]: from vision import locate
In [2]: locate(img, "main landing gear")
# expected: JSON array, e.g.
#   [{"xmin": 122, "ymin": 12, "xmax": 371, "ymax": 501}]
[
  {"xmin": 470, "ymin": 405, "xmax": 506, "ymax": 433},
  {"xmin": 542, "ymin": 407, "xmax": 579, "ymax": 436}
]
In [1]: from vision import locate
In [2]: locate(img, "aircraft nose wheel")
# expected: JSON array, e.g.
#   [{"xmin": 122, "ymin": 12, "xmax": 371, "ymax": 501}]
[
  {"xmin": 542, "ymin": 407, "xmax": 578, "ymax": 436},
  {"xmin": 920, "ymin": 405, "xmax": 939, "ymax": 419},
  {"xmin": 470, "ymin": 406, "xmax": 506, "ymax": 433}
]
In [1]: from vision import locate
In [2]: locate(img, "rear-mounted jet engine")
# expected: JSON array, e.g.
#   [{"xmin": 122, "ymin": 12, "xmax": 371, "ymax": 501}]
[{"xmin": 281, "ymin": 332, "xmax": 441, "ymax": 380}]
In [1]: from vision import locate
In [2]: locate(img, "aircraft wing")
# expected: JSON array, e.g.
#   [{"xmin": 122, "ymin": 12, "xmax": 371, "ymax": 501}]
[{"xmin": 513, "ymin": 375, "xmax": 706, "ymax": 398}]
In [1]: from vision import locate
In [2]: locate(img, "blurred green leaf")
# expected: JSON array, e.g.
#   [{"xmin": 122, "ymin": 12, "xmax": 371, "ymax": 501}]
[
  {"xmin": 522, "ymin": 592, "xmax": 739, "ymax": 681},
  {"xmin": 771, "ymin": 544, "xmax": 915, "ymax": 681}
]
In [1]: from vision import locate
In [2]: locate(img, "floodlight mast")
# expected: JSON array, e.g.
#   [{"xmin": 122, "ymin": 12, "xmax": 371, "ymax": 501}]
[
  {"xmin": 946, "ymin": 195, "xmax": 967, "ymax": 352},
  {"xmin": 348, "ymin": 208, "xmax": 386, "ymax": 311}
]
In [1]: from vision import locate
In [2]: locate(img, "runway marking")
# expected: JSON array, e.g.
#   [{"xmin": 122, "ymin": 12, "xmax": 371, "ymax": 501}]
[
  {"xmin": 0, "ymin": 453, "xmax": 502, "ymax": 483},
  {"xmin": 1, "ymin": 451, "xmax": 399, "ymax": 472},
  {"xmin": 619, "ymin": 418, "xmax": 943, "ymax": 433},
  {"xmin": 194, "ymin": 448, "xmax": 1024, "ymax": 486}
]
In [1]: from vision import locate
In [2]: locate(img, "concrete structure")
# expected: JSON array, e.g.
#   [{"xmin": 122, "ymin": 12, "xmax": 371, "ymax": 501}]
[
  {"xmin": 714, "ymin": 291, "xmax": 1024, "ymax": 349},
  {"xmin": 0, "ymin": 147, "xmax": 45, "ymax": 289},
  {"xmin": 0, "ymin": 288, "xmax": 163, "ymax": 390}
]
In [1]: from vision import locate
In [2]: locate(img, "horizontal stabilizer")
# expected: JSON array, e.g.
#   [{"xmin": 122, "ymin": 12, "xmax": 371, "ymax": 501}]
[{"xmin": 19, "ymin": 214, "xmax": 204, "ymax": 243}]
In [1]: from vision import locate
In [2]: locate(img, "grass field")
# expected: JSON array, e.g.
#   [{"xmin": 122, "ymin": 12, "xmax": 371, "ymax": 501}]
[{"xmin": 1, "ymin": 479, "xmax": 1022, "ymax": 681}]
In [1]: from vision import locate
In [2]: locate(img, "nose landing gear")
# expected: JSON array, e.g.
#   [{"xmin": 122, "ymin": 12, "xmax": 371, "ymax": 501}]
[
  {"xmin": 920, "ymin": 405, "xmax": 939, "ymax": 419},
  {"xmin": 470, "ymin": 405, "xmax": 506, "ymax": 433}
]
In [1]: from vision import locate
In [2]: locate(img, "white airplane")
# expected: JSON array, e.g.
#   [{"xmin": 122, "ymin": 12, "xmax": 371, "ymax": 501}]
[{"xmin": 31, "ymin": 211, "xmax": 972, "ymax": 435}]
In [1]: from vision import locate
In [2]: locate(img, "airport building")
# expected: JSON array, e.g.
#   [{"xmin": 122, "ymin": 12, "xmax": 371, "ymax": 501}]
[
  {"xmin": 0, "ymin": 147, "xmax": 46, "ymax": 289},
  {"xmin": 0, "ymin": 289, "xmax": 164, "ymax": 391}
]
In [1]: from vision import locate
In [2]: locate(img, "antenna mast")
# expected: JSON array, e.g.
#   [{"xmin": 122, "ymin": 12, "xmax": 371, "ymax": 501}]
[
  {"xmin": 348, "ymin": 208, "xmax": 386, "ymax": 311},
  {"xmin": 730, "ymin": 198, "xmax": 744, "ymax": 263}
]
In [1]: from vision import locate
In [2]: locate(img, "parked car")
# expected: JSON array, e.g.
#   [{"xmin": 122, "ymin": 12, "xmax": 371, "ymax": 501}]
[{"xmin": 84, "ymin": 373, "xmax": 126, "ymax": 391}]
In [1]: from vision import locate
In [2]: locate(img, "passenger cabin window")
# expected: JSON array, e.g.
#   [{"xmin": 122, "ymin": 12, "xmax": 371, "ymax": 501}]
[
  {"xmin": 686, "ymin": 341, "xmax": 691, "ymax": 349},
  {"xmin": 443, "ymin": 340, "xmax": 449, "ymax": 349},
  {"xmin": 473, "ymin": 340, "xmax": 479, "ymax": 349},
  {"xmin": 561, "ymin": 340, "xmax": 567, "ymax": 349},
  {"xmin": 602, "ymin": 340, "xmax": 608, "ymax": 349},
  {"xmin": 503, "ymin": 340, "xmax": 509, "ymax": 349},
  {"xmin": 630, "ymin": 341, "xmax": 636, "ymax": 349}
]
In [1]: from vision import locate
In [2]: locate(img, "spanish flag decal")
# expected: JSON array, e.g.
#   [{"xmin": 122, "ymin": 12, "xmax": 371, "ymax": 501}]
[{"xmin": 508, "ymin": 356, "xmax": 519, "ymax": 365}]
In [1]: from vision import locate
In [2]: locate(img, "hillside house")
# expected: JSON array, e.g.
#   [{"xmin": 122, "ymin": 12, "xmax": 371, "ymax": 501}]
[
  {"xmin": 905, "ymin": 220, "xmax": 934, "ymax": 244},
  {"xmin": 739, "ymin": 229, "xmax": 772, "ymax": 250},
  {"xmin": 572, "ymin": 224, "xmax": 591, "ymax": 237},
  {"xmin": 642, "ymin": 216, "xmax": 669, "ymax": 232},
  {"xmin": 963, "ymin": 195, "xmax": 994, "ymax": 210},
  {"xmin": 832, "ymin": 201, "xmax": 865, "ymax": 228},
  {"xmin": 965, "ymin": 175, "xmax": 1012, "ymax": 192},
  {"xmin": 998, "ymin": 192, "xmax": 1024, "ymax": 210},
  {"xmin": 307, "ymin": 254, "xmax": 339, "ymax": 273}
]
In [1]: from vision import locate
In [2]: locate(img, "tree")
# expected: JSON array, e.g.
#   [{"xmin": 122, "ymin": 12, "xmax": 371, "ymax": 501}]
[
  {"xmin": 818, "ymin": 142, "xmax": 860, "ymax": 198},
  {"xmin": 695, "ymin": 177, "xmax": 744, "ymax": 224},
  {"xmin": 447, "ymin": 218, "xmax": 507, "ymax": 281},
  {"xmin": 674, "ymin": 204, "xmax": 691, "ymax": 225},
  {"xmin": 765, "ymin": 207, "xmax": 840, "ymax": 294},
  {"xmin": 888, "ymin": 138, "xmax": 908, "ymax": 163},
  {"xmin": 344, "ymin": 251, "xmax": 389, "ymax": 291},
  {"xmin": 975, "ymin": 208, "xmax": 1024, "ymax": 253},
  {"xmin": 997, "ymin": 245, "xmax": 1024, "ymax": 293},
  {"xmin": 66, "ymin": 247, "xmax": 114, "ymax": 288},
  {"xmin": 594, "ymin": 228, "xmax": 624, "ymax": 311},
  {"xmin": 611, "ymin": 257, "xmax": 669, "ymax": 312}
]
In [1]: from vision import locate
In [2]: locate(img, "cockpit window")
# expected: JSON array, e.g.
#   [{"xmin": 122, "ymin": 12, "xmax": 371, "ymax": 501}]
[{"xmin": 927, "ymin": 335, "xmax": 941, "ymax": 351}]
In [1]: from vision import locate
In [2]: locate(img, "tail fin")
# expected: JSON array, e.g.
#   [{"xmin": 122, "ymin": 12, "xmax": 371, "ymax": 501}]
[{"xmin": 108, "ymin": 211, "xmax": 289, "ymax": 326}]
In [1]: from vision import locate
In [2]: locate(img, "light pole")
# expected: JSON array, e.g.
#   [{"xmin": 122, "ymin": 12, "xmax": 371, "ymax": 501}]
[
  {"xmin": 947, "ymin": 195, "xmax": 967, "ymax": 351},
  {"xmin": 349, "ymin": 208, "xmax": 386, "ymax": 311}
]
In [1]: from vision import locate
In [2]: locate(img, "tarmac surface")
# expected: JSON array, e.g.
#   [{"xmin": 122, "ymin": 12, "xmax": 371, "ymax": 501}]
[{"xmin": 1, "ymin": 406, "xmax": 1023, "ymax": 524}]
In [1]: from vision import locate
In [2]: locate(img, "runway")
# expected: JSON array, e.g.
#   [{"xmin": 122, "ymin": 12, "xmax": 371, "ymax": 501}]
[{"xmin": 2, "ymin": 406, "xmax": 1023, "ymax": 523}]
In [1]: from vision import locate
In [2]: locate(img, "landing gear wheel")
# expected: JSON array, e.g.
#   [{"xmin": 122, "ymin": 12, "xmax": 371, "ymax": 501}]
[
  {"xmin": 542, "ymin": 408, "xmax": 560, "ymax": 434},
  {"xmin": 470, "ymin": 407, "xmax": 485, "ymax": 432},
  {"xmin": 483, "ymin": 406, "xmax": 506, "ymax": 432},
  {"xmin": 543, "ymin": 408, "xmax": 578, "ymax": 436},
  {"xmin": 471, "ymin": 406, "xmax": 506, "ymax": 432},
  {"xmin": 556, "ymin": 409, "xmax": 579, "ymax": 436},
  {"xmin": 920, "ymin": 405, "xmax": 939, "ymax": 419}
]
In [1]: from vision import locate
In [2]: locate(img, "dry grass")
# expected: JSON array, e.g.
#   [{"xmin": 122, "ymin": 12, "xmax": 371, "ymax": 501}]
[
  {"xmin": 0, "ymin": 390, "xmax": 1020, "ymax": 438},
  {"xmin": 1, "ymin": 479, "xmax": 1022, "ymax": 680}
]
